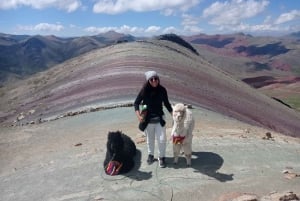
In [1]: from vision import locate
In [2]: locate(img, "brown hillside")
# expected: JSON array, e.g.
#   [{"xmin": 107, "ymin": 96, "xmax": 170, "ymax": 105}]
[{"xmin": 0, "ymin": 39, "xmax": 299, "ymax": 137}]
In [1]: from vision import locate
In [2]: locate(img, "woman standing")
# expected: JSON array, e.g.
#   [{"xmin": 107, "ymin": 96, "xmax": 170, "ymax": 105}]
[{"xmin": 134, "ymin": 71, "xmax": 173, "ymax": 168}]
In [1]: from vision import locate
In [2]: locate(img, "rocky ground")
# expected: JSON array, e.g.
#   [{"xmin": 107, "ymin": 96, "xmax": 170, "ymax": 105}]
[{"xmin": 1, "ymin": 106, "xmax": 299, "ymax": 201}]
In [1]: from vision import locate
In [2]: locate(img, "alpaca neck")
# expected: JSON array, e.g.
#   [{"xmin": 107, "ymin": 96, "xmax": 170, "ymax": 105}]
[
  {"xmin": 174, "ymin": 120, "xmax": 184, "ymax": 128},
  {"xmin": 172, "ymin": 121, "xmax": 185, "ymax": 136}
]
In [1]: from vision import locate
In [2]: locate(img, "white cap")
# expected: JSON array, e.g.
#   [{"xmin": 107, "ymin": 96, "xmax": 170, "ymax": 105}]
[{"xmin": 145, "ymin": 71, "xmax": 158, "ymax": 80}]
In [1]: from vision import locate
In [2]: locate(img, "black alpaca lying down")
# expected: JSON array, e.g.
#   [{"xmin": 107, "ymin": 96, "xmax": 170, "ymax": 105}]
[{"xmin": 103, "ymin": 131, "xmax": 137, "ymax": 175}]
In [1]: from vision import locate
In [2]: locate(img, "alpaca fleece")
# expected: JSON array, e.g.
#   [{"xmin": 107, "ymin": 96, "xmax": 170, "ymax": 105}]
[
  {"xmin": 103, "ymin": 131, "xmax": 137, "ymax": 175},
  {"xmin": 171, "ymin": 103, "xmax": 195, "ymax": 166}
]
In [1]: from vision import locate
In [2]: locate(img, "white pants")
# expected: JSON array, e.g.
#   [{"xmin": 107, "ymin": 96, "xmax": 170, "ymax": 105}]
[{"xmin": 144, "ymin": 122, "xmax": 166, "ymax": 158}]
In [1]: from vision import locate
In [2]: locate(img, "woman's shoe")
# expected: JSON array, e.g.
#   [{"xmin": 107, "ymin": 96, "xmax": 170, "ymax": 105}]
[
  {"xmin": 159, "ymin": 157, "xmax": 166, "ymax": 168},
  {"xmin": 147, "ymin": 154, "xmax": 154, "ymax": 165}
]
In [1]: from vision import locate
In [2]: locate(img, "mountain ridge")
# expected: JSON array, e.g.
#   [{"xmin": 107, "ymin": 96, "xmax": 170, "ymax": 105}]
[
  {"xmin": 1, "ymin": 31, "xmax": 300, "ymax": 85},
  {"xmin": 0, "ymin": 39, "xmax": 299, "ymax": 137},
  {"xmin": 0, "ymin": 31, "xmax": 135, "ymax": 83}
]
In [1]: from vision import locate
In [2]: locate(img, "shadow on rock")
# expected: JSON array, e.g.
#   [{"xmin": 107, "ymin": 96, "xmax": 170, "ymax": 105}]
[
  {"xmin": 192, "ymin": 151, "xmax": 234, "ymax": 182},
  {"xmin": 165, "ymin": 151, "xmax": 233, "ymax": 182},
  {"xmin": 125, "ymin": 149, "xmax": 152, "ymax": 181}
]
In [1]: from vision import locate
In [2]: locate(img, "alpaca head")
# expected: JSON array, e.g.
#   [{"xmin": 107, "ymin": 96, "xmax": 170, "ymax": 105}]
[
  {"xmin": 107, "ymin": 131, "xmax": 124, "ymax": 155},
  {"xmin": 172, "ymin": 103, "xmax": 187, "ymax": 123}
]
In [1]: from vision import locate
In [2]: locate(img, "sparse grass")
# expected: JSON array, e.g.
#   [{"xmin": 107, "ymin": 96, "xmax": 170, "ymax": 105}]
[
  {"xmin": 260, "ymin": 87, "xmax": 300, "ymax": 112},
  {"xmin": 284, "ymin": 95, "xmax": 300, "ymax": 112}
]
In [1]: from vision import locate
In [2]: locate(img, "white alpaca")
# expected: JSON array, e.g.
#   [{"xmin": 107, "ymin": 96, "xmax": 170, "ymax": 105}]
[{"xmin": 171, "ymin": 103, "xmax": 195, "ymax": 167}]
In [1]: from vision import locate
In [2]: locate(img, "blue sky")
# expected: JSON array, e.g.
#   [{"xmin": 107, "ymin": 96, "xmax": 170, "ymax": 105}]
[{"xmin": 0, "ymin": 0, "xmax": 299, "ymax": 37}]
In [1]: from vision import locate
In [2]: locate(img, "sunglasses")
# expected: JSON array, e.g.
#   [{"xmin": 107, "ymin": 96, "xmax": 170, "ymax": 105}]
[{"xmin": 149, "ymin": 77, "xmax": 159, "ymax": 82}]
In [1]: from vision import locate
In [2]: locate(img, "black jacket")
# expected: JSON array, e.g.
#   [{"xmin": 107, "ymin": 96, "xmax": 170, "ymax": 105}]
[{"xmin": 134, "ymin": 84, "xmax": 172, "ymax": 131}]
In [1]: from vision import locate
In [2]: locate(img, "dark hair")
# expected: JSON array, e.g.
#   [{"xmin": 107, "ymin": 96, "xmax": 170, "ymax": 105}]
[{"xmin": 139, "ymin": 78, "xmax": 161, "ymax": 97}]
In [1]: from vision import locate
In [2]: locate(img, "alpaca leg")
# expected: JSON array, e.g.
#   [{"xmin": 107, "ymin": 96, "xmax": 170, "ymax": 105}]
[
  {"xmin": 173, "ymin": 144, "xmax": 180, "ymax": 164},
  {"xmin": 185, "ymin": 154, "xmax": 192, "ymax": 167},
  {"xmin": 183, "ymin": 143, "xmax": 192, "ymax": 167}
]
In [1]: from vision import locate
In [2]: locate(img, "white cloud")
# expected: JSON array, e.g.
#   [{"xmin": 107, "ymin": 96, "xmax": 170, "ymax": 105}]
[
  {"xmin": 119, "ymin": 25, "xmax": 144, "ymax": 34},
  {"xmin": 263, "ymin": 15, "xmax": 272, "ymax": 24},
  {"xmin": 84, "ymin": 26, "xmax": 115, "ymax": 33},
  {"xmin": 274, "ymin": 10, "xmax": 300, "ymax": 25},
  {"xmin": 161, "ymin": 8, "xmax": 175, "ymax": 16},
  {"xmin": 18, "ymin": 23, "xmax": 64, "ymax": 32},
  {"xmin": 200, "ymin": 1, "xmax": 300, "ymax": 34},
  {"xmin": 145, "ymin": 26, "xmax": 161, "ymax": 33},
  {"xmin": 231, "ymin": 23, "xmax": 280, "ymax": 32},
  {"xmin": 162, "ymin": 26, "xmax": 178, "ymax": 34},
  {"xmin": 183, "ymin": 26, "xmax": 202, "ymax": 34},
  {"xmin": 203, "ymin": 0, "xmax": 269, "ymax": 26},
  {"xmin": 180, "ymin": 14, "xmax": 202, "ymax": 35},
  {"xmin": 0, "ymin": 0, "xmax": 82, "ymax": 12},
  {"xmin": 93, "ymin": 0, "xmax": 200, "ymax": 14},
  {"xmin": 182, "ymin": 14, "xmax": 199, "ymax": 26},
  {"xmin": 62, "ymin": 0, "xmax": 81, "ymax": 12},
  {"xmin": 215, "ymin": 22, "xmax": 299, "ymax": 35},
  {"xmin": 69, "ymin": 24, "xmax": 79, "ymax": 28},
  {"xmin": 84, "ymin": 24, "xmax": 202, "ymax": 36},
  {"xmin": 84, "ymin": 25, "xmax": 145, "ymax": 35}
]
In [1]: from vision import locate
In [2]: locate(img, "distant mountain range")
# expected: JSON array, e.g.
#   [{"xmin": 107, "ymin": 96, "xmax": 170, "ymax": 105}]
[
  {"xmin": 183, "ymin": 32, "xmax": 300, "ymax": 78},
  {"xmin": 1, "ymin": 35, "xmax": 299, "ymax": 137},
  {"xmin": 1, "ymin": 31, "xmax": 300, "ymax": 111},
  {"xmin": 1, "ymin": 31, "xmax": 300, "ymax": 85},
  {"xmin": 0, "ymin": 31, "xmax": 135, "ymax": 83}
]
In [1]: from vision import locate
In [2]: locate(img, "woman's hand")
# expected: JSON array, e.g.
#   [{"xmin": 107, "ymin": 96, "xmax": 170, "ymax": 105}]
[
  {"xmin": 138, "ymin": 114, "xmax": 144, "ymax": 122},
  {"xmin": 136, "ymin": 111, "xmax": 144, "ymax": 122}
]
